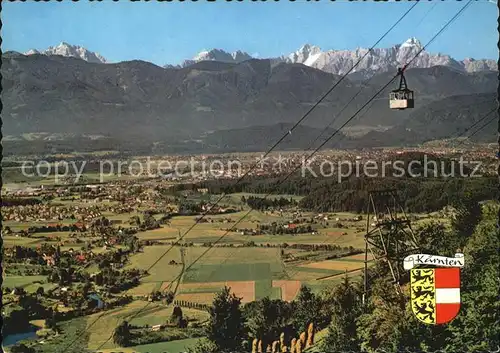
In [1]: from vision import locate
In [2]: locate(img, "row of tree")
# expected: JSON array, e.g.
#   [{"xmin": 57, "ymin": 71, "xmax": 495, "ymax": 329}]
[{"xmin": 242, "ymin": 196, "xmax": 297, "ymax": 210}]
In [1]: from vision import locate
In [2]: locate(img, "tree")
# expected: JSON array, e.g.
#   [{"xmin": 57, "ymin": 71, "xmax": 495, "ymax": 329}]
[
  {"xmin": 57, "ymin": 267, "xmax": 70, "ymax": 285},
  {"xmin": 46, "ymin": 309, "xmax": 60, "ymax": 332},
  {"xmin": 187, "ymin": 339, "xmax": 219, "ymax": 353},
  {"xmin": 414, "ymin": 222, "xmax": 458, "ymax": 256},
  {"xmin": 170, "ymin": 305, "xmax": 186, "ymax": 328},
  {"xmin": 446, "ymin": 204, "xmax": 500, "ymax": 351},
  {"xmin": 36, "ymin": 286, "xmax": 45, "ymax": 297},
  {"xmin": 143, "ymin": 213, "xmax": 159, "ymax": 229},
  {"xmin": 245, "ymin": 297, "xmax": 293, "ymax": 348},
  {"xmin": 98, "ymin": 258, "xmax": 110, "ymax": 270},
  {"xmin": 204, "ymin": 286, "xmax": 245, "ymax": 352},
  {"xmin": 82, "ymin": 280, "xmax": 92, "ymax": 297},
  {"xmin": 293, "ymin": 285, "xmax": 323, "ymax": 332},
  {"xmin": 94, "ymin": 272, "xmax": 104, "ymax": 286},
  {"xmin": 357, "ymin": 277, "xmax": 415, "ymax": 353},
  {"xmin": 322, "ymin": 276, "xmax": 362, "ymax": 352},
  {"xmin": 451, "ymin": 194, "xmax": 482, "ymax": 244},
  {"xmin": 164, "ymin": 290, "xmax": 174, "ymax": 304},
  {"xmin": 113, "ymin": 320, "xmax": 131, "ymax": 347}
]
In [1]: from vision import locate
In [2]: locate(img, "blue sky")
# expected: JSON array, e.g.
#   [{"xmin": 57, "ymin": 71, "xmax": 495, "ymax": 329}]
[{"xmin": 2, "ymin": 0, "xmax": 497, "ymax": 66}]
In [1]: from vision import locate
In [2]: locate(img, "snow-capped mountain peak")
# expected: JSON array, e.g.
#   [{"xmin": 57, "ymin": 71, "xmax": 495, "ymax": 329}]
[
  {"xmin": 287, "ymin": 44, "xmax": 323, "ymax": 66},
  {"xmin": 184, "ymin": 48, "xmax": 252, "ymax": 67},
  {"xmin": 298, "ymin": 43, "xmax": 322, "ymax": 54},
  {"xmin": 193, "ymin": 50, "xmax": 211, "ymax": 61},
  {"xmin": 231, "ymin": 50, "xmax": 252, "ymax": 62},
  {"xmin": 400, "ymin": 37, "xmax": 423, "ymax": 49},
  {"xmin": 24, "ymin": 42, "xmax": 107, "ymax": 64},
  {"xmin": 24, "ymin": 49, "xmax": 40, "ymax": 55}
]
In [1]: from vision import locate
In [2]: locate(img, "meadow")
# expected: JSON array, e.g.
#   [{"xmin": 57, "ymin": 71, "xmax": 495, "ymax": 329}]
[{"xmin": 3, "ymin": 187, "xmax": 450, "ymax": 353}]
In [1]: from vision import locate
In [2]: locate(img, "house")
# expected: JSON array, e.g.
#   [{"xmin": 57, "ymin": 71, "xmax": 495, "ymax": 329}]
[
  {"xmin": 43, "ymin": 254, "xmax": 56, "ymax": 267},
  {"xmin": 108, "ymin": 237, "xmax": 118, "ymax": 246},
  {"xmin": 75, "ymin": 254, "xmax": 87, "ymax": 263},
  {"xmin": 74, "ymin": 222, "xmax": 86, "ymax": 231},
  {"xmin": 151, "ymin": 324, "xmax": 164, "ymax": 332}
]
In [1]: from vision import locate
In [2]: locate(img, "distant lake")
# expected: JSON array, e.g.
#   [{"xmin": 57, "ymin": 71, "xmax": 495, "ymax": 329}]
[{"xmin": 3, "ymin": 327, "xmax": 38, "ymax": 346}]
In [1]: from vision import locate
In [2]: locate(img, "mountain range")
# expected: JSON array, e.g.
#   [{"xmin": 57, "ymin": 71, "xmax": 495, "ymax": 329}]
[
  {"xmin": 2, "ymin": 48, "xmax": 497, "ymax": 155},
  {"xmin": 24, "ymin": 39, "xmax": 497, "ymax": 78}
]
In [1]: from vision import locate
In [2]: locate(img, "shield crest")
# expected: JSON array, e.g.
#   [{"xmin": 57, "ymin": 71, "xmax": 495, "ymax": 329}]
[{"xmin": 405, "ymin": 253, "xmax": 464, "ymax": 325}]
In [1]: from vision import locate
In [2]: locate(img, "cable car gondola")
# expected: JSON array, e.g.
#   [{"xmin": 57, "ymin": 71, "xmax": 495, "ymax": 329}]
[{"xmin": 389, "ymin": 68, "xmax": 414, "ymax": 110}]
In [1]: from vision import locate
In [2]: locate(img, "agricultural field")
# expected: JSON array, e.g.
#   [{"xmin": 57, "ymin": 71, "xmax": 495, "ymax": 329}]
[
  {"xmin": 125, "ymin": 245, "xmax": 184, "ymax": 285},
  {"xmin": 83, "ymin": 301, "xmax": 209, "ymax": 351},
  {"xmin": 3, "ymin": 275, "xmax": 50, "ymax": 290},
  {"xmin": 123, "ymin": 241, "xmax": 371, "ymax": 305},
  {"xmin": 3, "ymin": 183, "xmax": 447, "ymax": 353},
  {"xmin": 130, "ymin": 209, "xmax": 370, "ymax": 247}
]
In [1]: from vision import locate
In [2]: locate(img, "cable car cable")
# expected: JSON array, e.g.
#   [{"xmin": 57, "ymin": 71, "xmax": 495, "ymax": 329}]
[
  {"xmin": 178, "ymin": 105, "xmax": 497, "ymax": 308},
  {"xmin": 82, "ymin": 3, "xmax": 473, "ymax": 350},
  {"xmin": 146, "ymin": 0, "xmax": 476, "ymax": 308},
  {"xmin": 83, "ymin": 5, "xmax": 421, "ymax": 308},
  {"xmin": 113, "ymin": 0, "xmax": 422, "ymax": 283},
  {"xmin": 95, "ymin": 6, "xmax": 478, "ymax": 348},
  {"xmin": 92, "ymin": 3, "xmax": 474, "ymax": 349},
  {"xmin": 463, "ymin": 112, "xmax": 497, "ymax": 140},
  {"xmin": 455, "ymin": 108, "xmax": 497, "ymax": 139}
]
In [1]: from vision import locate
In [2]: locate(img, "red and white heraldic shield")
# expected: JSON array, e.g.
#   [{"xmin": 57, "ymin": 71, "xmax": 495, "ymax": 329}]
[{"xmin": 407, "ymin": 253, "xmax": 464, "ymax": 325}]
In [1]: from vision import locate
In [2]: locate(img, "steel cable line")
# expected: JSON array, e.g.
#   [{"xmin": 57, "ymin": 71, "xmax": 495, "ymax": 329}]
[
  {"xmin": 150, "ymin": 0, "xmax": 474, "ymax": 308},
  {"xmin": 165, "ymin": 107, "xmax": 497, "ymax": 323},
  {"xmin": 132, "ymin": 1, "xmax": 422, "ymax": 298},
  {"xmin": 415, "ymin": 2, "xmax": 439, "ymax": 29},
  {"xmin": 91, "ymin": 3, "xmax": 474, "ymax": 350},
  {"xmin": 194, "ymin": 98, "xmax": 498, "ymax": 297},
  {"xmin": 177, "ymin": 41, "xmax": 411, "ymax": 296},
  {"xmin": 129, "ymin": 1, "xmax": 421, "ymax": 278},
  {"xmin": 455, "ymin": 108, "xmax": 497, "ymax": 139},
  {"xmin": 305, "ymin": 1, "xmax": 441, "ymax": 150},
  {"xmin": 178, "ymin": 70, "xmax": 397, "ymax": 296},
  {"xmin": 78, "ymin": 3, "xmax": 474, "ymax": 351},
  {"xmin": 57, "ymin": 13, "xmax": 411, "ymax": 348},
  {"xmin": 467, "ymin": 114, "xmax": 497, "ymax": 138}
]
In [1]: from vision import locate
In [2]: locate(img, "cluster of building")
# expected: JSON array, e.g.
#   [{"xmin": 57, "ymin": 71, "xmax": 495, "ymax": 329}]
[{"xmin": 2, "ymin": 203, "xmax": 102, "ymax": 223}]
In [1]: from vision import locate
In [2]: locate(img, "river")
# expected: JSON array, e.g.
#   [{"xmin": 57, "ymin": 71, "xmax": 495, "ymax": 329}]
[{"xmin": 2, "ymin": 329, "xmax": 38, "ymax": 347}]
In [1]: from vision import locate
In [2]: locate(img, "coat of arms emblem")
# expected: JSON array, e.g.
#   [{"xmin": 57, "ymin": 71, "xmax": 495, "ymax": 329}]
[{"xmin": 403, "ymin": 253, "xmax": 465, "ymax": 325}]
